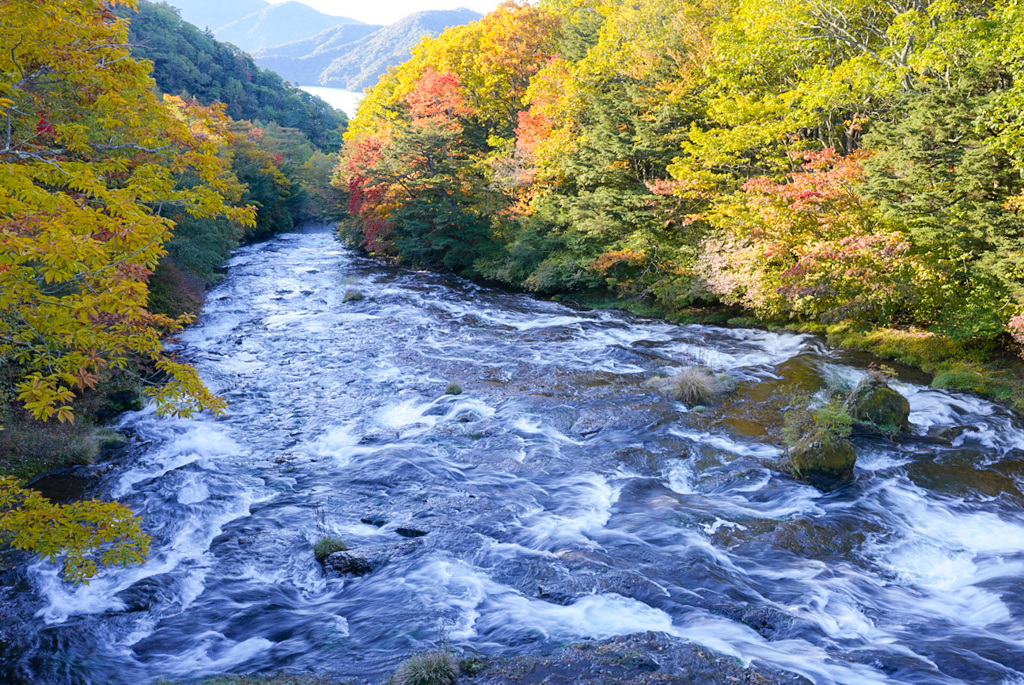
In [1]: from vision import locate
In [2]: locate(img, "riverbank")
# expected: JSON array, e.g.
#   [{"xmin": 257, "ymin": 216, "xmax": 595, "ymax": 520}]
[
  {"xmin": 554, "ymin": 292, "xmax": 1024, "ymax": 413},
  {"xmin": 0, "ymin": 367, "xmax": 140, "ymax": 484}
]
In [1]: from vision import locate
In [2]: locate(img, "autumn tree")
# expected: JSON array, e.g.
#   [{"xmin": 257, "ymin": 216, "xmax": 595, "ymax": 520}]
[
  {"xmin": 0, "ymin": 476, "xmax": 149, "ymax": 584},
  {"xmin": 336, "ymin": 2, "xmax": 559, "ymax": 273},
  {"xmin": 1, "ymin": 0, "xmax": 253, "ymax": 423},
  {"xmin": 343, "ymin": 71, "xmax": 497, "ymax": 272},
  {"xmin": 340, "ymin": 0, "xmax": 1024, "ymax": 369},
  {"xmin": 700, "ymin": 150, "xmax": 926, "ymax": 324},
  {"xmin": 485, "ymin": 0, "xmax": 712, "ymax": 298},
  {"xmin": 0, "ymin": 0, "xmax": 254, "ymax": 581}
]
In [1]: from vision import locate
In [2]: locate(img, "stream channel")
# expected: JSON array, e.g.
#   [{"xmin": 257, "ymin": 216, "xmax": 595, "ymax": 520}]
[{"xmin": 3, "ymin": 226, "xmax": 1024, "ymax": 684}]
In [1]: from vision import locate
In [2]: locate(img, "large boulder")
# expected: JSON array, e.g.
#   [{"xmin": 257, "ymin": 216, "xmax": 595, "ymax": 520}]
[
  {"xmin": 846, "ymin": 377, "xmax": 910, "ymax": 434},
  {"xmin": 789, "ymin": 429, "xmax": 856, "ymax": 491}
]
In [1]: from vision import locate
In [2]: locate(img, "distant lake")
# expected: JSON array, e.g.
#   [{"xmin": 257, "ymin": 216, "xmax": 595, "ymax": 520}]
[{"xmin": 300, "ymin": 86, "xmax": 364, "ymax": 117}]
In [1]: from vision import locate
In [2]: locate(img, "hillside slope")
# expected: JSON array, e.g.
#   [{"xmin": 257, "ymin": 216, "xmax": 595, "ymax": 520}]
[
  {"xmin": 256, "ymin": 8, "xmax": 482, "ymax": 89},
  {"xmin": 215, "ymin": 1, "xmax": 361, "ymax": 53},
  {"xmin": 160, "ymin": 0, "xmax": 267, "ymax": 32},
  {"xmin": 127, "ymin": 1, "xmax": 347, "ymax": 151}
]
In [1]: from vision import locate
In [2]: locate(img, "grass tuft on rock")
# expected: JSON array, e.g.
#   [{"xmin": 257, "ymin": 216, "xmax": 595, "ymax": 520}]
[
  {"xmin": 312, "ymin": 535, "xmax": 347, "ymax": 562},
  {"xmin": 667, "ymin": 367, "xmax": 717, "ymax": 405},
  {"xmin": 343, "ymin": 289, "xmax": 364, "ymax": 303},
  {"xmin": 644, "ymin": 366, "xmax": 737, "ymax": 406},
  {"xmin": 389, "ymin": 650, "xmax": 459, "ymax": 685},
  {"xmin": 445, "ymin": 382, "xmax": 463, "ymax": 396}
]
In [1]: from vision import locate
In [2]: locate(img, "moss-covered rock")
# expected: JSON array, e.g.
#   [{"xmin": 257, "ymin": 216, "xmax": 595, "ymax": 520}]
[
  {"xmin": 788, "ymin": 429, "xmax": 856, "ymax": 491},
  {"xmin": 845, "ymin": 377, "xmax": 910, "ymax": 434}
]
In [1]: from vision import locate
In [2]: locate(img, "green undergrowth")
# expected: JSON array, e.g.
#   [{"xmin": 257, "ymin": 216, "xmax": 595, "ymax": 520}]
[
  {"xmin": 0, "ymin": 420, "xmax": 126, "ymax": 483},
  {"xmin": 389, "ymin": 650, "xmax": 459, "ymax": 685},
  {"xmin": 552, "ymin": 292, "xmax": 736, "ymax": 324},
  {"xmin": 0, "ymin": 365, "xmax": 141, "ymax": 482},
  {"xmin": 312, "ymin": 535, "xmax": 347, "ymax": 562},
  {"xmin": 822, "ymin": 325, "xmax": 1024, "ymax": 410},
  {"xmin": 552, "ymin": 293, "xmax": 670, "ymax": 319}
]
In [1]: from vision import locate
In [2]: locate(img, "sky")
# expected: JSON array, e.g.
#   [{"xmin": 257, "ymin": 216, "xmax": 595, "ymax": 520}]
[{"xmin": 272, "ymin": 0, "xmax": 501, "ymax": 25}]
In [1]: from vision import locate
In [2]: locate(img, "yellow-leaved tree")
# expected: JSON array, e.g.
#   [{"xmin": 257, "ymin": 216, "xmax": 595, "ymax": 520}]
[{"xmin": 0, "ymin": 0, "xmax": 254, "ymax": 581}]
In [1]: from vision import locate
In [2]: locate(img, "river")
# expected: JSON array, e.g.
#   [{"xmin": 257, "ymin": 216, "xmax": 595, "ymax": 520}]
[{"xmin": 3, "ymin": 226, "xmax": 1024, "ymax": 684}]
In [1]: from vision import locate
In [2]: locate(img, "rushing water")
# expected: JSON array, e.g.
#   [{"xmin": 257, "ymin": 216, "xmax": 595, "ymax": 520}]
[{"xmin": 4, "ymin": 227, "xmax": 1024, "ymax": 684}]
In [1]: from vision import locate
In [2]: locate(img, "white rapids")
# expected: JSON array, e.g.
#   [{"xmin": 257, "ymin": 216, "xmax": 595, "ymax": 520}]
[{"xmin": 3, "ymin": 227, "xmax": 1024, "ymax": 685}]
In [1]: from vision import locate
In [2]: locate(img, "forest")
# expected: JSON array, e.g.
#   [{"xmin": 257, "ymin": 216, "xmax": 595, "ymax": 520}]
[{"xmin": 337, "ymin": 0, "xmax": 1024, "ymax": 404}]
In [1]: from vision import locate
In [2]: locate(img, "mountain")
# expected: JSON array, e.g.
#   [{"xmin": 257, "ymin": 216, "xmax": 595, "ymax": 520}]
[
  {"xmin": 254, "ymin": 8, "xmax": 483, "ymax": 90},
  {"xmin": 152, "ymin": 0, "xmax": 483, "ymax": 92},
  {"xmin": 253, "ymin": 23, "xmax": 383, "ymax": 85},
  {"xmin": 163, "ymin": 0, "xmax": 268, "ymax": 32},
  {"xmin": 215, "ymin": 2, "xmax": 362, "ymax": 53},
  {"xmin": 127, "ymin": 1, "xmax": 347, "ymax": 151},
  {"xmin": 255, "ymin": 22, "xmax": 383, "ymax": 60}
]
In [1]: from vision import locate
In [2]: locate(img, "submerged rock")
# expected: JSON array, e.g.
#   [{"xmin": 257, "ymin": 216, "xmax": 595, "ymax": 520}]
[
  {"xmin": 462, "ymin": 631, "xmax": 811, "ymax": 684},
  {"xmin": 788, "ymin": 430, "xmax": 856, "ymax": 491},
  {"xmin": 927, "ymin": 424, "xmax": 977, "ymax": 445},
  {"xmin": 324, "ymin": 551, "xmax": 373, "ymax": 577},
  {"xmin": 360, "ymin": 514, "xmax": 387, "ymax": 528},
  {"xmin": 569, "ymin": 403, "xmax": 677, "ymax": 438},
  {"xmin": 846, "ymin": 377, "xmax": 910, "ymax": 434},
  {"xmin": 324, "ymin": 540, "xmax": 422, "ymax": 578}
]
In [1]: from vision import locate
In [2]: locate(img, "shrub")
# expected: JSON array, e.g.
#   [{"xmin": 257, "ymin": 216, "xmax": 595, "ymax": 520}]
[
  {"xmin": 1010, "ymin": 312, "xmax": 1024, "ymax": 349},
  {"xmin": 390, "ymin": 651, "xmax": 459, "ymax": 685},
  {"xmin": 667, "ymin": 367, "xmax": 716, "ymax": 405},
  {"xmin": 343, "ymin": 289, "xmax": 365, "ymax": 302},
  {"xmin": 312, "ymin": 535, "xmax": 347, "ymax": 562},
  {"xmin": 813, "ymin": 400, "xmax": 855, "ymax": 438},
  {"xmin": 445, "ymin": 382, "xmax": 463, "ymax": 395},
  {"xmin": 865, "ymin": 362, "xmax": 897, "ymax": 384},
  {"xmin": 782, "ymin": 396, "xmax": 853, "ymax": 447}
]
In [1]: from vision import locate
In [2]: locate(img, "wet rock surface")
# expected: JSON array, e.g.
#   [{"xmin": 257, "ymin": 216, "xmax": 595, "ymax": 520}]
[
  {"xmin": 325, "ymin": 540, "xmax": 422, "ymax": 578},
  {"xmin": 846, "ymin": 377, "xmax": 911, "ymax": 433},
  {"xmin": 464, "ymin": 632, "xmax": 812, "ymax": 684}
]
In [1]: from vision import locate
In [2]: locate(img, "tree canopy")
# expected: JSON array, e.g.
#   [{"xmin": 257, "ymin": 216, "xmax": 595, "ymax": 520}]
[{"xmin": 337, "ymin": 0, "xmax": 1024, "ymax": 360}]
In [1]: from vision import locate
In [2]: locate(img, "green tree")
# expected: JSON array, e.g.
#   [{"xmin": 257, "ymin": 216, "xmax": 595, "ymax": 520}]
[
  {"xmin": 123, "ymin": 0, "xmax": 347, "ymax": 152},
  {"xmin": 860, "ymin": 85, "xmax": 1024, "ymax": 340}
]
